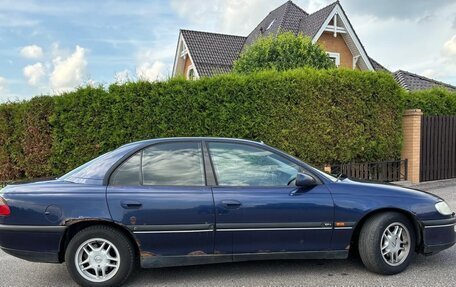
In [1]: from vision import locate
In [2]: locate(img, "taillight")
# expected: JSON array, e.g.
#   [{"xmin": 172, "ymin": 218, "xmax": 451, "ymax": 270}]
[{"xmin": 0, "ymin": 197, "xmax": 10, "ymax": 216}]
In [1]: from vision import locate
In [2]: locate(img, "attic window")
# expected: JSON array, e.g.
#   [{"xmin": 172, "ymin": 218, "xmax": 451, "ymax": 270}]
[
  {"xmin": 187, "ymin": 65, "xmax": 196, "ymax": 80},
  {"xmin": 266, "ymin": 19, "xmax": 276, "ymax": 30},
  {"xmin": 327, "ymin": 52, "xmax": 340, "ymax": 67}
]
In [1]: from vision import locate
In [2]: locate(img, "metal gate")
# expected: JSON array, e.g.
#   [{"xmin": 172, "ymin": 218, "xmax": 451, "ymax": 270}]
[{"xmin": 420, "ymin": 116, "xmax": 456, "ymax": 182}]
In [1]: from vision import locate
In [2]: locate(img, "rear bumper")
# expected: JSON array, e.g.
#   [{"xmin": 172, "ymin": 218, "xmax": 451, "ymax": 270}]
[
  {"xmin": 0, "ymin": 225, "xmax": 66, "ymax": 263},
  {"xmin": 421, "ymin": 218, "xmax": 456, "ymax": 255},
  {"xmin": 1, "ymin": 247, "xmax": 60, "ymax": 263}
]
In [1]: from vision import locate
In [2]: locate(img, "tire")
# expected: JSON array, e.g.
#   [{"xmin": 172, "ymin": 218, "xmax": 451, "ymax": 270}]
[
  {"xmin": 358, "ymin": 212, "xmax": 416, "ymax": 275},
  {"xmin": 65, "ymin": 225, "xmax": 136, "ymax": 287}
]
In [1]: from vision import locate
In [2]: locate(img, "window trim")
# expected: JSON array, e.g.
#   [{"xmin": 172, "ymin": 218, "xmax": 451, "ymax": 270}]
[
  {"xmin": 109, "ymin": 151, "xmax": 142, "ymax": 186},
  {"xmin": 186, "ymin": 65, "xmax": 196, "ymax": 80},
  {"xmin": 107, "ymin": 140, "xmax": 207, "ymax": 187},
  {"xmin": 105, "ymin": 139, "xmax": 327, "ymax": 187},
  {"xmin": 327, "ymin": 52, "xmax": 340, "ymax": 67},
  {"xmin": 205, "ymin": 140, "xmax": 322, "ymax": 188}
]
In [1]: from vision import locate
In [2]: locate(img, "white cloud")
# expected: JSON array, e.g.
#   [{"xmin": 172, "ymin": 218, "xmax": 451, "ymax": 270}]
[
  {"xmin": 136, "ymin": 61, "xmax": 165, "ymax": 81},
  {"xmin": 170, "ymin": 0, "xmax": 289, "ymax": 35},
  {"xmin": 50, "ymin": 45, "xmax": 87, "ymax": 91},
  {"xmin": 0, "ymin": 76, "xmax": 7, "ymax": 92},
  {"xmin": 20, "ymin": 44, "xmax": 43, "ymax": 59},
  {"xmin": 23, "ymin": 62, "xmax": 45, "ymax": 86},
  {"xmin": 114, "ymin": 69, "xmax": 132, "ymax": 84},
  {"xmin": 86, "ymin": 79, "xmax": 97, "ymax": 88},
  {"xmin": 134, "ymin": 45, "xmax": 174, "ymax": 82},
  {"xmin": 421, "ymin": 69, "xmax": 438, "ymax": 79},
  {"xmin": 442, "ymin": 35, "xmax": 456, "ymax": 58}
]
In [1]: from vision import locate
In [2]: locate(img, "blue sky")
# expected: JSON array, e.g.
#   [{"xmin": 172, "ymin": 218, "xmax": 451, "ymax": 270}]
[{"xmin": 1, "ymin": 0, "xmax": 456, "ymax": 102}]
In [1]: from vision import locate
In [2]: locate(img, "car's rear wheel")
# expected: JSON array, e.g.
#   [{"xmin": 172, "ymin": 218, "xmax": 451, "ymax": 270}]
[
  {"xmin": 65, "ymin": 226, "xmax": 135, "ymax": 287},
  {"xmin": 358, "ymin": 212, "xmax": 415, "ymax": 275}
]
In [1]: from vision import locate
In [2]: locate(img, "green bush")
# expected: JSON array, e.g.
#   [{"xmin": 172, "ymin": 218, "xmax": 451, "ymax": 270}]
[
  {"xmin": 0, "ymin": 97, "xmax": 54, "ymax": 181},
  {"xmin": 0, "ymin": 102, "xmax": 25, "ymax": 180},
  {"xmin": 21, "ymin": 96, "xmax": 54, "ymax": 178},
  {"xmin": 0, "ymin": 68, "xmax": 403, "ymax": 180},
  {"xmin": 404, "ymin": 88, "xmax": 456, "ymax": 116},
  {"xmin": 233, "ymin": 32, "xmax": 335, "ymax": 74}
]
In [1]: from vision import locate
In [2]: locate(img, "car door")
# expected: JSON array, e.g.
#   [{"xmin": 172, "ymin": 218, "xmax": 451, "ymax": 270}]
[
  {"xmin": 107, "ymin": 141, "xmax": 215, "ymax": 258},
  {"xmin": 206, "ymin": 141, "xmax": 334, "ymax": 255}
]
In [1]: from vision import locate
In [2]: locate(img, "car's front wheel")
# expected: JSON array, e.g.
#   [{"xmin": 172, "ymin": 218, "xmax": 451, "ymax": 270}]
[
  {"xmin": 65, "ymin": 226, "xmax": 135, "ymax": 287},
  {"xmin": 358, "ymin": 212, "xmax": 415, "ymax": 275}
]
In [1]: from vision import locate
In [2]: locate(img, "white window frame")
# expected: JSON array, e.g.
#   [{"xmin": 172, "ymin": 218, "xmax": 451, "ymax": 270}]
[
  {"xmin": 327, "ymin": 52, "xmax": 340, "ymax": 67},
  {"xmin": 186, "ymin": 65, "xmax": 196, "ymax": 80}
]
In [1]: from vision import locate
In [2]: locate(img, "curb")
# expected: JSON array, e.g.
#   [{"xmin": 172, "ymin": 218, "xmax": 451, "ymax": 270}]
[{"xmin": 410, "ymin": 178, "xmax": 456, "ymax": 190}]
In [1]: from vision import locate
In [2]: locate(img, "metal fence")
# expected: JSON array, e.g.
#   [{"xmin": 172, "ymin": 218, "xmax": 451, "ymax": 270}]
[{"xmin": 331, "ymin": 159, "xmax": 408, "ymax": 182}]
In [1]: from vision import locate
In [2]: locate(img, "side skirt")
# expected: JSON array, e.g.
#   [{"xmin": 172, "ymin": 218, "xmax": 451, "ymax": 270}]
[{"xmin": 141, "ymin": 250, "xmax": 348, "ymax": 268}]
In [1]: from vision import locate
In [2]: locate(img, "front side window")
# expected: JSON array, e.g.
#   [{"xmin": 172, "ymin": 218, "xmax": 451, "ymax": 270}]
[
  {"xmin": 110, "ymin": 142, "xmax": 205, "ymax": 186},
  {"xmin": 208, "ymin": 142, "xmax": 301, "ymax": 186},
  {"xmin": 142, "ymin": 142, "xmax": 205, "ymax": 186}
]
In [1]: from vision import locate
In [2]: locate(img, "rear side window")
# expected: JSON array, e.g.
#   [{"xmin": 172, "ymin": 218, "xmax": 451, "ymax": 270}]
[
  {"xmin": 110, "ymin": 152, "xmax": 141, "ymax": 186},
  {"xmin": 142, "ymin": 142, "xmax": 205, "ymax": 186},
  {"xmin": 109, "ymin": 142, "xmax": 205, "ymax": 186}
]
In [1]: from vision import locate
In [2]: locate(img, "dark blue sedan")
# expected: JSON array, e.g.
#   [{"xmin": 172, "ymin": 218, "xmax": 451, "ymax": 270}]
[{"xmin": 0, "ymin": 137, "xmax": 455, "ymax": 286}]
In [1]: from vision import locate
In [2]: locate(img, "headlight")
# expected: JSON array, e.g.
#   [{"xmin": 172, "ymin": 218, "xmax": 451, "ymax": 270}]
[{"xmin": 435, "ymin": 201, "xmax": 453, "ymax": 216}]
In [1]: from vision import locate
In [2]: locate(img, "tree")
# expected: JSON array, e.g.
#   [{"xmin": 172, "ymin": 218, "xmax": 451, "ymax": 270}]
[{"xmin": 233, "ymin": 32, "xmax": 335, "ymax": 74}]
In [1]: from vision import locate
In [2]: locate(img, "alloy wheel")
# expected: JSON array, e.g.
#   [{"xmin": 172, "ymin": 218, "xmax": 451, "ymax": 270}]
[
  {"xmin": 380, "ymin": 222, "xmax": 411, "ymax": 266},
  {"xmin": 74, "ymin": 238, "xmax": 121, "ymax": 283}
]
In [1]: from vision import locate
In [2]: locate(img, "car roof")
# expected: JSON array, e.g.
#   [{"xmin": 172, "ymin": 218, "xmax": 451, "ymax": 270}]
[{"xmin": 120, "ymin": 137, "xmax": 264, "ymax": 148}]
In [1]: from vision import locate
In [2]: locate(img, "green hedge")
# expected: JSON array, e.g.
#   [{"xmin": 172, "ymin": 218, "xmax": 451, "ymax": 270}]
[
  {"xmin": 404, "ymin": 88, "xmax": 456, "ymax": 116},
  {"xmin": 0, "ymin": 68, "xmax": 404, "ymax": 181},
  {"xmin": 0, "ymin": 96, "xmax": 54, "ymax": 180}
]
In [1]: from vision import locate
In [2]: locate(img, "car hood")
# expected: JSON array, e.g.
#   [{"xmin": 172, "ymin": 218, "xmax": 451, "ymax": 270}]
[{"xmin": 334, "ymin": 178, "xmax": 442, "ymax": 202}]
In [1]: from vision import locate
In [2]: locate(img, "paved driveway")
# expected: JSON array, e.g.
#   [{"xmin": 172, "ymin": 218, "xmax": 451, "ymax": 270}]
[{"xmin": 1, "ymin": 185, "xmax": 455, "ymax": 287}]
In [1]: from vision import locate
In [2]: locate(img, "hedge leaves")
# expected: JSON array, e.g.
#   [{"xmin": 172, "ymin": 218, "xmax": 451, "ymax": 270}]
[{"xmin": 0, "ymin": 68, "xmax": 403, "ymax": 181}]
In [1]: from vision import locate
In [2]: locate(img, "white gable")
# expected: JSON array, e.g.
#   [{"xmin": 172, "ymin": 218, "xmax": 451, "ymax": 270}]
[{"xmin": 312, "ymin": 4, "xmax": 374, "ymax": 71}]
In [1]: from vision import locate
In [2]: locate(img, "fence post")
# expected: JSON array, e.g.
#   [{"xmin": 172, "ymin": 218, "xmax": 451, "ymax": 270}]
[
  {"xmin": 323, "ymin": 164, "xmax": 332, "ymax": 174},
  {"xmin": 401, "ymin": 109, "xmax": 423, "ymax": 184}
]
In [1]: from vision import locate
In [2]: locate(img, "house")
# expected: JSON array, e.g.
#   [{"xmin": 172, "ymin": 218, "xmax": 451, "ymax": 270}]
[{"xmin": 172, "ymin": 0, "xmax": 456, "ymax": 92}]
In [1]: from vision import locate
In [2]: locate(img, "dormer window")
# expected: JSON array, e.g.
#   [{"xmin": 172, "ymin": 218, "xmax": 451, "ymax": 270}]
[{"xmin": 266, "ymin": 19, "xmax": 276, "ymax": 30}]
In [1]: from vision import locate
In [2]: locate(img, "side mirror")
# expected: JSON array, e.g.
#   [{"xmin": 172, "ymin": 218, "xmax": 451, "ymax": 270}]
[{"xmin": 295, "ymin": 173, "xmax": 317, "ymax": 187}]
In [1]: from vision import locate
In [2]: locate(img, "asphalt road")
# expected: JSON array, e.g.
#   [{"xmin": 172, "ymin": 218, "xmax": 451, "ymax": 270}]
[{"xmin": 1, "ymin": 184, "xmax": 455, "ymax": 287}]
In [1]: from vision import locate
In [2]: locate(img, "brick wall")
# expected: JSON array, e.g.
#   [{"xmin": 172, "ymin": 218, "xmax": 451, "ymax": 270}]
[{"xmin": 401, "ymin": 109, "xmax": 423, "ymax": 184}]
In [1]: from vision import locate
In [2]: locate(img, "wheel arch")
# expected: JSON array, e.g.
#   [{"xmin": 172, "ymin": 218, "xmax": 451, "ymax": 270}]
[
  {"xmin": 58, "ymin": 219, "xmax": 140, "ymax": 263},
  {"xmin": 350, "ymin": 208, "xmax": 423, "ymax": 254}
]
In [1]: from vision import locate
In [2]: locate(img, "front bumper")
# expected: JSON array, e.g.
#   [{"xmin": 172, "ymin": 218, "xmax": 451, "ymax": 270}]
[
  {"xmin": 421, "ymin": 217, "xmax": 456, "ymax": 255},
  {"xmin": 0, "ymin": 225, "xmax": 66, "ymax": 263}
]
